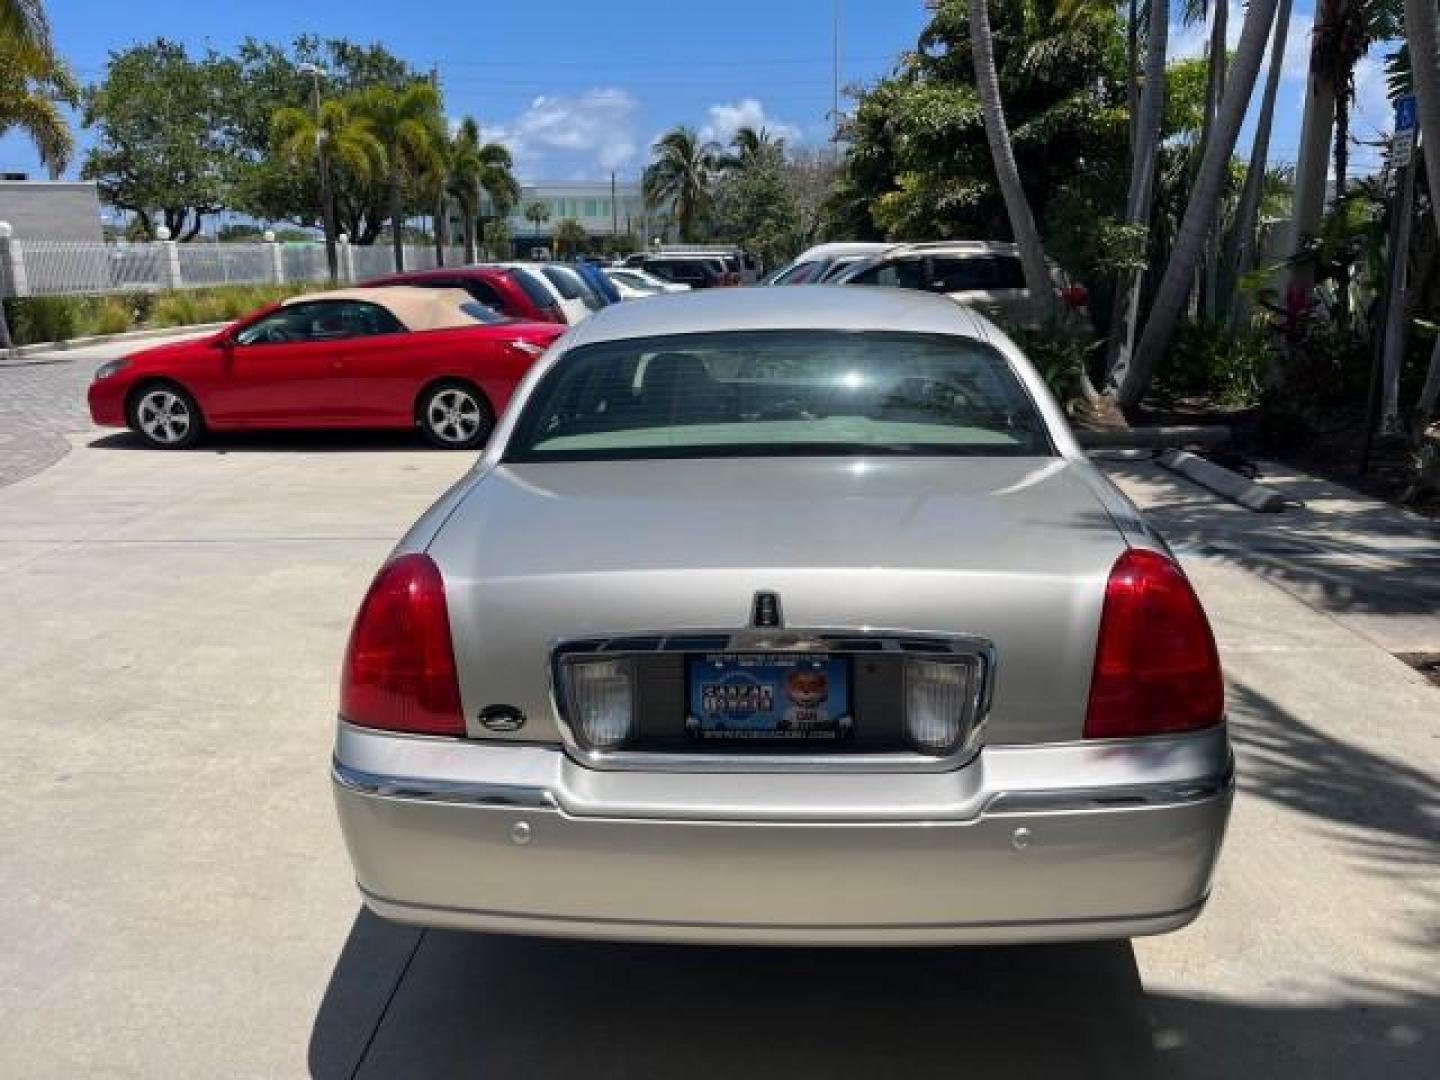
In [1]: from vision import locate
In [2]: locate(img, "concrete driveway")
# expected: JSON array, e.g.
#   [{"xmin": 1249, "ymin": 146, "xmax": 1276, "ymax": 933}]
[{"xmin": 0, "ymin": 404, "xmax": 1435, "ymax": 1077}]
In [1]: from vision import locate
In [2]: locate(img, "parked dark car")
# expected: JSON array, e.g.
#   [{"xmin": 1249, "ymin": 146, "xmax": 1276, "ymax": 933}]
[
  {"xmin": 362, "ymin": 266, "xmax": 567, "ymax": 324},
  {"xmin": 631, "ymin": 256, "xmax": 727, "ymax": 289}
]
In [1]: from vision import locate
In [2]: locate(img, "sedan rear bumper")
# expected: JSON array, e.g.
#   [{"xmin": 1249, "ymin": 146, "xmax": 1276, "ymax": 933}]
[{"xmin": 332, "ymin": 723, "xmax": 1232, "ymax": 946}]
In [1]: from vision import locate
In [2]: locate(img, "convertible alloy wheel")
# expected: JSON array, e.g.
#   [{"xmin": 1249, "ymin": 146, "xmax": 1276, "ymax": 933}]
[
  {"xmin": 421, "ymin": 384, "xmax": 492, "ymax": 449},
  {"xmin": 132, "ymin": 386, "xmax": 202, "ymax": 449}
]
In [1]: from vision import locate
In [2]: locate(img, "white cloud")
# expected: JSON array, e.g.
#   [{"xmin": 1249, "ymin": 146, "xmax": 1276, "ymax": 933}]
[
  {"xmin": 485, "ymin": 87, "xmax": 640, "ymax": 179},
  {"xmin": 698, "ymin": 99, "xmax": 802, "ymax": 147}
]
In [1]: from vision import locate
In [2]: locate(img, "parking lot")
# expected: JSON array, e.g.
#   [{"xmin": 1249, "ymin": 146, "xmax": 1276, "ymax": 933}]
[{"xmin": 1, "ymin": 341, "xmax": 1437, "ymax": 1078}]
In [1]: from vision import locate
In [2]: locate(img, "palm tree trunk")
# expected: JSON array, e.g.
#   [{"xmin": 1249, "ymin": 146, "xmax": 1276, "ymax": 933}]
[
  {"xmin": 967, "ymin": 0, "xmax": 1054, "ymax": 328},
  {"xmin": 1226, "ymin": 0, "xmax": 1294, "ymax": 332},
  {"xmin": 1405, "ymin": 0, "xmax": 1440, "ymax": 434},
  {"xmin": 463, "ymin": 210, "xmax": 477, "ymax": 264},
  {"xmin": 388, "ymin": 165, "xmax": 405, "ymax": 272},
  {"xmin": 1200, "ymin": 1, "xmax": 1229, "ymax": 321},
  {"xmin": 1105, "ymin": 0, "xmax": 1170, "ymax": 393},
  {"xmin": 1332, "ymin": 91, "xmax": 1352, "ymax": 329},
  {"xmin": 1126, "ymin": 0, "xmax": 1140, "ymax": 150},
  {"xmin": 1285, "ymin": 0, "xmax": 1341, "ymax": 302},
  {"xmin": 1119, "ymin": 0, "xmax": 1280, "ymax": 411}
]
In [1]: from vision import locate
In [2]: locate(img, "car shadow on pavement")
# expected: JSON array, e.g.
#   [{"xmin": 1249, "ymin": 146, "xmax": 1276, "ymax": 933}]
[
  {"xmin": 86, "ymin": 430, "xmax": 445, "ymax": 454},
  {"xmin": 310, "ymin": 914, "xmax": 1161, "ymax": 1079},
  {"xmin": 309, "ymin": 911, "xmax": 1440, "ymax": 1079}
]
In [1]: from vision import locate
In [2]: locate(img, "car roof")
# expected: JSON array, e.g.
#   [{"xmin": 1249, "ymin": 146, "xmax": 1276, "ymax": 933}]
[
  {"xmin": 285, "ymin": 287, "xmax": 483, "ymax": 331},
  {"xmin": 886, "ymin": 241, "xmax": 1022, "ymax": 256},
  {"xmin": 564, "ymin": 284, "xmax": 991, "ymax": 348},
  {"xmin": 795, "ymin": 241, "xmax": 899, "ymax": 260}
]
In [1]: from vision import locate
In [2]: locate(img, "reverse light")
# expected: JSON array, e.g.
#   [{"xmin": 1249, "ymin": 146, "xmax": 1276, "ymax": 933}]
[
  {"xmin": 340, "ymin": 554, "xmax": 465, "ymax": 736},
  {"xmin": 563, "ymin": 658, "xmax": 634, "ymax": 750},
  {"xmin": 1084, "ymin": 549, "xmax": 1224, "ymax": 739},
  {"xmin": 904, "ymin": 659, "xmax": 972, "ymax": 754}
]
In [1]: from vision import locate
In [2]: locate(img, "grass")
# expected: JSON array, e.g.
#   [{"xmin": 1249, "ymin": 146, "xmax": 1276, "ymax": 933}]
[{"xmin": 3, "ymin": 283, "xmax": 314, "ymax": 346}]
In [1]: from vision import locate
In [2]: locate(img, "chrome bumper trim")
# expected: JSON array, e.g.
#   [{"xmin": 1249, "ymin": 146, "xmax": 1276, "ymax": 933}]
[
  {"xmin": 331, "ymin": 751, "xmax": 1233, "ymax": 818},
  {"xmin": 332, "ymin": 758, "xmax": 557, "ymax": 810}
]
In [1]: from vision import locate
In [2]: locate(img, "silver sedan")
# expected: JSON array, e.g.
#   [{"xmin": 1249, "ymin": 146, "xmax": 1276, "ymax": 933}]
[{"xmin": 332, "ymin": 286, "xmax": 1232, "ymax": 945}]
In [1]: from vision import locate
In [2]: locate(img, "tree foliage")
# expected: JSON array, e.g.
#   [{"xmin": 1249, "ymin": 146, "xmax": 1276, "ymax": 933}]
[{"xmin": 80, "ymin": 40, "xmax": 239, "ymax": 239}]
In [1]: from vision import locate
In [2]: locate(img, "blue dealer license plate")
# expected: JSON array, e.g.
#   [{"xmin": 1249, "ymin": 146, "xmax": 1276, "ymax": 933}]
[{"xmin": 685, "ymin": 653, "xmax": 853, "ymax": 743}]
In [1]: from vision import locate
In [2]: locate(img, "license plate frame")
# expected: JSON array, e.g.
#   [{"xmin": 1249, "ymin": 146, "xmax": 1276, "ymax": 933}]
[{"xmin": 685, "ymin": 652, "xmax": 853, "ymax": 744}]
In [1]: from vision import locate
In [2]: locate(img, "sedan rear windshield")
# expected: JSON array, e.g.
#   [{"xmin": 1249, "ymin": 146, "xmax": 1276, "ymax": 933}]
[
  {"xmin": 507, "ymin": 267, "xmax": 559, "ymax": 310},
  {"xmin": 504, "ymin": 330, "xmax": 1053, "ymax": 462}
]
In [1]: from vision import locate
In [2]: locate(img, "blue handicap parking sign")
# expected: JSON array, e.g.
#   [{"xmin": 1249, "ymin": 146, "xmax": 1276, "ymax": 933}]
[{"xmin": 1395, "ymin": 95, "xmax": 1417, "ymax": 133}]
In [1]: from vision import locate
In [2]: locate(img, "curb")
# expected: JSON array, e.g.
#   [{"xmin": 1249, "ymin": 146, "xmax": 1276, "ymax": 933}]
[
  {"xmin": 1157, "ymin": 450, "xmax": 1289, "ymax": 513},
  {"xmin": 1, "ymin": 322, "xmax": 227, "ymax": 366}
]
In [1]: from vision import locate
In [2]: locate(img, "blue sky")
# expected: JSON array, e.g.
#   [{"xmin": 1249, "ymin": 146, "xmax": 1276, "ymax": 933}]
[{"xmin": 1, "ymin": 1, "xmax": 1399, "ymax": 188}]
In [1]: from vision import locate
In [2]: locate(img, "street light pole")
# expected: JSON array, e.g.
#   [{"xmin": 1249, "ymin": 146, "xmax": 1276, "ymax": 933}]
[{"xmin": 299, "ymin": 63, "xmax": 338, "ymax": 282}]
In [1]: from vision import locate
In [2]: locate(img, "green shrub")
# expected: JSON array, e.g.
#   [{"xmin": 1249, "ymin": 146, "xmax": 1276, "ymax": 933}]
[
  {"xmin": 151, "ymin": 291, "xmax": 201, "ymax": 327},
  {"xmin": 4, "ymin": 295, "xmax": 82, "ymax": 344},
  {"xmin": 1156, "ymin": 323, "xmax": 1273, "ymax": 408},
  {"xmin": 1004, "ymin": 326, "xmax": 1101, "ymax": 403},
  {"xmin": 89, "ymin": 297, "xmax": 133, "ymax": 335}
]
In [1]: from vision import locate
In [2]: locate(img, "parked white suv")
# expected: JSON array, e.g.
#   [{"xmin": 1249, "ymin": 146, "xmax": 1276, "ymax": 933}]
[{"xmin": 831, "ymin": 242, "xmax": 1089, "ymax": 328}]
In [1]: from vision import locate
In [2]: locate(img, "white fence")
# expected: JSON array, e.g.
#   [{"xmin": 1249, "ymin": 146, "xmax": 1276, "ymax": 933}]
[{"xmin": 0, "ymin": 237, "xmax": 471, "ymax": 298}]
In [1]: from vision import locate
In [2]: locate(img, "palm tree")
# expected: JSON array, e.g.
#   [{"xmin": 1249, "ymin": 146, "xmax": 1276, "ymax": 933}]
[
  {"xmin": 966, "ymin": 0, "xmax": 1054, "ymax": 327},
  {"xmin": 272, "ymin": 99, "xmax": 382, "ymax": 279},
  {"xmin": 553, "ymin": 217, "xmax": 587, "ymax": 258},
  {"xmin": 643, "ymin": 125, "xmax": 721, "ymax": 242},
  {"xmin": 523, "ymin": 201, "xmax": 551, "ymax": 249},
  {"xmin": 725, "ymin": 125, "xmax": 783, "ymax": 170},
  {"xmin": 354, "ymin": 81, "xmax": 445, "ymax": 272},
  {"xmin": 0, "ymin": 0, "xmax": 50, "ymax": 66},
  {"xmin": 0, "ymin": 9, "xmax": 74, "ymax": 353},
  {"xmin": 446, "ymin": 118, "xmax": 484, "ymax": 263},
  {"xmin": 475, "ymin": 138, "xmax": 520, "ymax": 254},
  {"xmin": 1404, "ymin": 0, "xmax": 1440, "ymax": 433},
  {"xmin": 1225, "ymin": 0, "xmax": 1295, "ymax": 330},
  {"xmin": 1120, "ymin": 0, "xmax": 1281, "ymax": 410},
  {"xmin": 1105, "ymin": 0, "xmax": 1169, "ymax": 389}
]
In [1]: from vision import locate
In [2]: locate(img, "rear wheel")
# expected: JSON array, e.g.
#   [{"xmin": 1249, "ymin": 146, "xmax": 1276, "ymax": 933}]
[
  {"xmin": 129, "ymin": 384, "xmax": 204, "ymax": 449},
  {"xmin": 418, "ymin": 381, "xmax": 493, "ymax": 450}
]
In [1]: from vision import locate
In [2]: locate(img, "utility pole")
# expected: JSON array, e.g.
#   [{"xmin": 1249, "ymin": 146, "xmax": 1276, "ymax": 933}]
[
  {"xmin": 611, "ymin": 171, "xmax": 619, "ymax": 250},
  {"xmin": 298, "ymin": 63, "xmax": 338, "ymax": 281}
]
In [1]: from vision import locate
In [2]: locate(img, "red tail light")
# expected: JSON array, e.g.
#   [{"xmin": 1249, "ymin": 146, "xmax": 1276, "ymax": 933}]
[
  {"xmin": 1061, "ymin": 284, "xmax": 1090, "ymax": 308},
  {"xmin": 1084, "ymin": 549, "xmax": 1223, "ymax": 739},
  {"xmin": 340, "ymin": 554, "xmax": 464, "ymax": 736}
]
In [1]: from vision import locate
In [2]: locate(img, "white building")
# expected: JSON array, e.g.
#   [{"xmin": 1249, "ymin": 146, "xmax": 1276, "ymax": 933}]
[{"xmin": 475, "ymin": 180, "xmax": 667, "ymax": 255}]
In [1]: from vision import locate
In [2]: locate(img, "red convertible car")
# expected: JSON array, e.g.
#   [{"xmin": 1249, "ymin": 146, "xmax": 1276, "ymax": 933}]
[{"xmin": 87, "ymin": 287, "xmax": 566, "ymax": 449}]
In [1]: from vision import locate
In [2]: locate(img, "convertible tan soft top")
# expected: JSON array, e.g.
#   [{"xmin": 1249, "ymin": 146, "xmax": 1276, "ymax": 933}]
[{"xmin": 283, "ymin": 287, "xmax": 484, "ymax": 331}]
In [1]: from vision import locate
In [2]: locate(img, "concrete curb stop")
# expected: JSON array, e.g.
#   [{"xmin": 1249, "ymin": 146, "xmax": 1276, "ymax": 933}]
[
  {"xmin": 1157, "ymin": 449, "xmax": 1289, "ymax": 513},
  {"xmin": 1, "ymin": 321, "xmax": 228, "ymax": 366}
]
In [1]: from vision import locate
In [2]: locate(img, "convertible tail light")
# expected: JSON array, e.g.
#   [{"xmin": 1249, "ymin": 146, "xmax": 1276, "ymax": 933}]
[
  {"xmin": 340, "ymin": 554, "xmax": 464, "ymax": 736},
  {"xmin": 1060, "ymin": 284, "xmax": 1091, "ymax": 308},
  {"xmin": 904, "ymin": 659, "xmax": 971, "ymax": 753},
  {"xmin": 562, "ymin": 658, "xmax": 634, "ymax": 750},
  {"xmin": 1084, "ymin": 549, "xmax": 1223, "ymax": 739}
]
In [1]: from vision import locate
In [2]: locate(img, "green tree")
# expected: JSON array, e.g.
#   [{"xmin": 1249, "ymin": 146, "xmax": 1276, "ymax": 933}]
[
  {"xmin": 227, "ymin": 36, "xmax": 424, "ymax": 245},
  {"xmin": 723, "ymin": 125, "xmax": 784, "ymax": 171},
  {"xmin": 643, "ymin": 125, "xmax": 721, "ymax": 242},
  {"xmin": 481, "ymin": 216, "xmax": 511, "ymax": 259},
  {"xmin": 271, "ymin": 98, "xmax": 382, "ymax": 276},
  {"xmin": 553, "ymin": 217, "xmax": 588, "ymax": 257},
  {"xmin": 0, "ymin": 34, "xmax": 75, "ymax": 180},
  {"xmin": 0, "ymin": 0, "xmax": 50, "ymax": 66},
  {"xmin": 713, "ymin": 142, "xmax": 801, "ymax": 267},
  {"xmin": 523, "ymin": 200, "xmax": 551, "ymax": 240},
  {"xmin": 354, "ymin": 80, "xmax": 445, "ymax": 270},
  {"xmin": 1120, "ymin": 0, "xmax": 1280, "ymax": 409},
  {"xmin": 80, "ymin": 39, "xmax": 238, "ymax": 239},
  {"xmin": 447, "ymin": 119, "xmax": 519, "ymax": 263}
]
